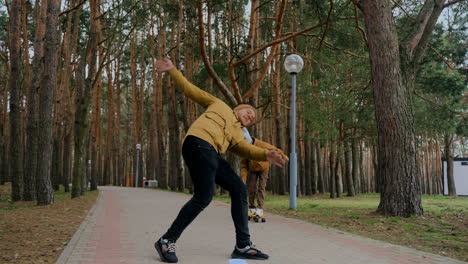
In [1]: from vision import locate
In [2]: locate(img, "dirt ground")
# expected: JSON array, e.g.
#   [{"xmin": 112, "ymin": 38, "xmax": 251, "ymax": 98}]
[{"xmin": 0, "ymin": 183, "xmax": 98, "ymax": 264}]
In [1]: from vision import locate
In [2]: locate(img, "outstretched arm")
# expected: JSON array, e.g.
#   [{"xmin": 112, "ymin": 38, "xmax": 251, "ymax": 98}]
[
  {"xmin": 253, "ymin": 138, "xmax": 288, "ymax": 160},
  {"xmin": 156, "ymin": 58, "xmax": 217, "ymax": 108},
  {"xmin": 230, "ymin": 140, "xmax": 288, "ymax": 168}
]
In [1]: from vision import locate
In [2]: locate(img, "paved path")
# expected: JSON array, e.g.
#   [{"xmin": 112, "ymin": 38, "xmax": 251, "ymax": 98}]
[{"xmin": 56, "ymin": 186, "xmax": 465, "ymax": 264}]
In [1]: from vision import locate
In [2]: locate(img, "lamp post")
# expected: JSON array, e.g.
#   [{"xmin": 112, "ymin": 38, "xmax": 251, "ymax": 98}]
[
  {"xmin": 284, "ymin": 54, "xmax": 304, "ymax": 210},
  {"xmin": 135, "ymin": 143, "xmax": 141, "ymax": 187}
]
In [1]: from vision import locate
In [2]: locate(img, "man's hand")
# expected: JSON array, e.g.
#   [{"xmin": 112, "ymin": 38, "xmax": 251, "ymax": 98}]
[
  {"xmin": 155, "ymin": 58, "xmax": 174, "ymax": 72},
  {"xmin": 266, "ymin": 150, "xmax": 289, "ymax": 168}
]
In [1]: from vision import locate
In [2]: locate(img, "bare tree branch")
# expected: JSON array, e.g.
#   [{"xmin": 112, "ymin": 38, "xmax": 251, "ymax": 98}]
[
  {"xmin": 428, "ymin": 44, "xmax": 455, "ymax": 70},
  {"xmin": 318, "ymin": 0, "xmax": 334, "ymax": 50},
  {"xmin": 320, "ymin": 38, "xmax": 367, "ymax": 59},
  {"xmin": 414, "ymin": 89, "xmax": 464, "ymax": 115},
  {"xmin": 59, "ymin": 0, "xmax": 87, "ymax": 17},
  {"xmin": 391, "ymin": 0, "xmax": 416, "ymax": 19},
  {"xmin": 411, "ymin": 0, "xmax": 445, "ymax": 65},
  {"xmin": 444, "ymin": 0, "xmax": 466, "ymax": 8},
  {"xmin": 0, "ymin": 52, "xmax": 7, "ymax": 64},
  {"xmin": 352, "ymin": 0, "xmax": 368, "ymax": 45},
  {"xmin": 197, "ymin": 0, "xmax": 238, "ymax": 106},
  {"xmin": 242, "ymin": 0, "xmax": 287, "ymax": 101},
  {"xmin": 232, "ymin": 22, "xmax": 325, "ymax": 69},
  {"xmin": 402, "ymin": 0, "xmax": 436, "ymax": 54}
]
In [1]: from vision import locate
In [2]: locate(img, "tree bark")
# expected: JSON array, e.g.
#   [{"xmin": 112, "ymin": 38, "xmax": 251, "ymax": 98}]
[
  {"xmin": 36, "ymin": 0, "xmax": 61, "ymax": 205},
  {"xmin": 359, "ymin": 0, "xmax": 445, "ymax": 217},
  {"xmin": 360, "ymin": 0, "xmax": 423, "ymax": 216},
  {"xmin": 305, "ymin": 140, "xmax": 313, "ymax": 195},
  {"xmin": 72, "ymin": 0, "xmax": 97, "ymax": 198},
  {"xmin": 345, "ymin": 141, "xmax": 355, "ymax": 196},
  {"xmin": 425, "ymin": 132, "xmax": 432, "ymax": 195},
  {"xmin": 316, "ymin": 142, "xmax": 324, "ymax": 194},
  {"xmin": 129, "ymin": 22, "xmax": 138, "ymax": 188},
  {"xmin": 0, "ymin": 61, "xmax": 8, "ymax": 185},
  {"xmin": 167, "ymin": 20, "xmax": 182, "ymax": 191},
  {"xmin": 444, "ymin": 134, "xmax": 456, "ymax": 196},
  {"xmin": 336, "ymin": 141, "xmax": 343, "ymax": 198},
  {"xmin": 52, "ymin": 135, "xmax": 61, "ymax": 190},
  {"xmin": 104, "ymin": 48, "xmax": 115, "ymax": 186},
  {"xmin": 329, "ymin": 141, "xmax": 336, "ymax": 198},
  {"xmin": 9, "ymin": 0, "xmax": 24, "ymax": 201},
  {"xmin": 351, "ymin": 137, "xmax": 360, "ymax": 194},
  {"xmin": 115, "ymin": 46, "xmax": 122, "ymax": 186},
  {"xmin": 359, "ymin": 140, "xmax": 366, "ymax": 193},
  {"xmin": 24, "ymin": 0, "xmax": 48, "ymax": 200},
  {"xmin": 155, "ymin": 6, "xmax": 168, "ymax": 189}
]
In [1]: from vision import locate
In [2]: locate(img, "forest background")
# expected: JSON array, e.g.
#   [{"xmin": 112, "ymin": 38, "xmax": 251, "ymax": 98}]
[{"xmin": 0, "ymin": 0, "xmax": 466, "ymax": 215}]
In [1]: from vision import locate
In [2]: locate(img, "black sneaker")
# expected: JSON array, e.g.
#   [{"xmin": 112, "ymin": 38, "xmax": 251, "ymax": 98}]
[
  {"xmin": 155, "ymin": 238, "xmax": 178, "ymax": 263},
  {"xmin": 231, "ymin": 241, "xmax": 269, "ymax": 260}
]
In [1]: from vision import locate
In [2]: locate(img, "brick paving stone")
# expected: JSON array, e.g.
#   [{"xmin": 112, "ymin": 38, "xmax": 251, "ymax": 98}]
[{"xmin": 56, "ymin": 186, "xmax": 467, "ymax": 264}]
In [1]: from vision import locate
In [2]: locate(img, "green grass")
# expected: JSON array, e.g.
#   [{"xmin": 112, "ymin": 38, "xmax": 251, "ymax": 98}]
[{"xmin": 213, "ymin": 192, "xmax": 468, "ymax": 261}]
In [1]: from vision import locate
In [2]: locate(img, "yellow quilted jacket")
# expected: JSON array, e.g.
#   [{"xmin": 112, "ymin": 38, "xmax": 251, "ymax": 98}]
[
  {"xmin": 169, "ymin": 68, "xmax": 267, "ymax": 161},
  {"xmin": 240, "ymin": 138, "xmax": 287, "ymax": 181}
]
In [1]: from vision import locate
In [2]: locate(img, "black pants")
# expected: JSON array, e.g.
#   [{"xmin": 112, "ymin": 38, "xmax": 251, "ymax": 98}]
[{"xmin": 163, "ymin": 136, "xmax": 250, "ymax": 247}]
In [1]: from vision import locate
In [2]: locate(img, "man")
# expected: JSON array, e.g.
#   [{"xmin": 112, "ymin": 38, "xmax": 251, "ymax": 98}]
[
  {"xmin": 154, "ymin": 58, "xmax": 288, "ymax": 263},
  {"xmin": 240, "ymin": 133, "xmax": 286, "ymax": 223}
]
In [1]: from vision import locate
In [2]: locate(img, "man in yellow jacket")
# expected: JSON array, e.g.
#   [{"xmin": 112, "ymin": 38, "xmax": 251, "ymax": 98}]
[
  {"xmin": 241, "ymin": 135, "xmax": 286, "ymax": 223},
  {"xmin": 154, "ymin": 58, "xmax": 288, "ymax": 263}
]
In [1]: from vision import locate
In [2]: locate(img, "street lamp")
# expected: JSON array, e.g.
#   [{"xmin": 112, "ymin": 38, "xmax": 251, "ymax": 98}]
[
  {"xmin": 135, "ymin": 143, "xmax": 141, "ymax": 187},
  {"xmin": 284, "ymin": 54, "xmax": 304, "ymax": 210}
]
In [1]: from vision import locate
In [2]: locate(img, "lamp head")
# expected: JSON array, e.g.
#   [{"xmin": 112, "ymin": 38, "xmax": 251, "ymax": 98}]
[{"xmin": 284, "ymin": 54, "xmax": 304, "ymax": 74}]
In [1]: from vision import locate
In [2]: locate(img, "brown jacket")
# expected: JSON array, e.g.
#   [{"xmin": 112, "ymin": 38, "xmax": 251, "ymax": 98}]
[
  {"xmin": 240, "ymin": 139, "xmax": 287, "ymax": 181},
  {"xmin": 169, "ymin": 68, "xmax": 266, "ymax": 161}
]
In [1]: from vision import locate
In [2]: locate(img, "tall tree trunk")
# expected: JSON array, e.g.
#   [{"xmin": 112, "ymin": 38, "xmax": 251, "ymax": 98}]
[
  {"xmin": 72, "ymin": 0, "xmax": 97, "ymax": 198},
  {"xmin": 90, "ymin": 0, "xmax": 103, "ymax": 190},
  {"xmin": 0, "ymin": 61, "xmax": 8, "ymax": 185},
  {"xmin": 435, "ymin": 139, "xmax": 442, "ymax": 194},
  {"xmin": 115, "ymin": 45, "xmax": 122, "ymax": 186},
  {"xmin": 0, "ymin": 76, "xmax": 3, "ymax": 185},
  {"xmin": 36, "ymin": 0, "xmax": 61, "ymax": 205},
  {"xmin": 329, "ymin": 140, "xmax": 336, "ymax": 199},
  {"xmin": 137, "ymin": 28, "xmax": 146, "ymax": 187},
  {"xmin": 130, "ymin": 25, "xmax": 140, "ymax": 188},
  {"xmin": 425, "ymin": 132, "xmax": 432, "ymax": 195},
  {"xmin": 352, "ymin": 137, "xmax": 361, "ymax": 194},
  {"xmin": 21, "ymin": 0, "xmax": 30, "ymax": 168},
  {"xmin": 167, "ymin": 20, "xmax": 182, "ymax": 191},
  {"xmin": 9, "ymin": 0, "xmax": 24, "ymax": 201},
  {"xmin": 345, "ymin": 141, "xmax": 355, "ymax": 196},
  {"xmin": 52, "ymin": 135, "xmax": 61, "ymax": 190},
  {"xmin": 305, "ymin": 140, "xmax": 313, "ymax": 195},
  {"xmin": 24, "ymin": 0, "xmax": 47, "ymax": 200},
  {"xmin": 444, "ymin": 134, "xmax": 456, "ymax": 196},
  {"xmin": 272, "ymin": 52, "xmax": 285, "ymax": 195},
  {"xmin": 83, "ymin": 127, "xmax": 90, "ymax": 194},
  {"xmin": 372, "ymin": 143, "xmax": 378, "ymax": 193},
  {"xmin": 316, "ymin": 142, "xmax": 324, "ymax": 194},
  {"xmin": 155, "ymin": 7, "xmax": 168, "ymax": 189},
  {"xmin": 360, "ymin": 0, "xmax": 425, "ymax": 216},
  {"xmin": 104, "ymin": 49, "xmax": 115, "ymax": 186},
  {"xmin": 149, "ymin": 14, "xmax": 159, "ymax": 184},
  {"xmin": 359, "ymin": 140, "xmax": 366, "ymax": 193},
  {"xmin": 336, "ymin": 141, "xmax": 343, "ymax": 198},
  {"xmin": 62, "ymin": 130, "xmax": 71, "ymax": 192}
]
